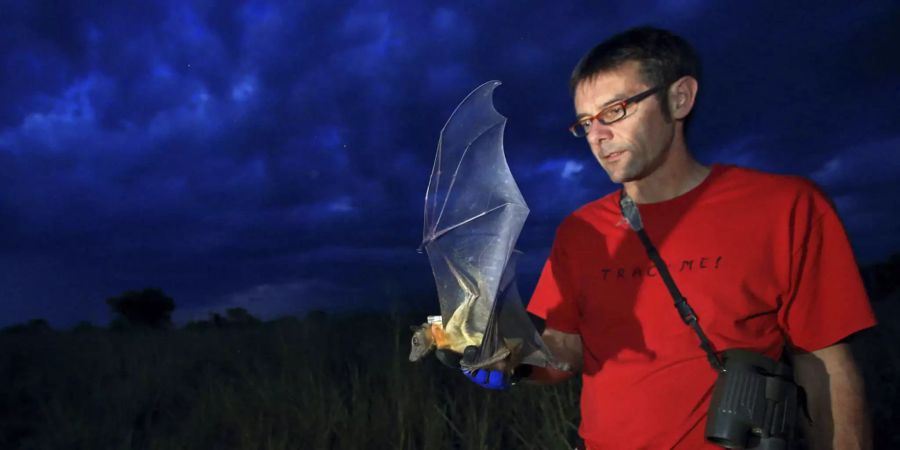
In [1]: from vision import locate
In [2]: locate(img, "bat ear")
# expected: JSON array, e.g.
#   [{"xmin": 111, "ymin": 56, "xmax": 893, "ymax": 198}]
[{"xmin": 409, "ymin": 325, "xmax": 420, "ymax": 332}]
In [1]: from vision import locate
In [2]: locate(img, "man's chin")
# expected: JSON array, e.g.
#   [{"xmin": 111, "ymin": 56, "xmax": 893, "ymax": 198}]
[
  {"xmin": 599, "ymin": 158, "xmax": 636, "ymax": 183},
  {"xmin": 602, "ymin": 167, "xmax": 632, "ymax": 184}
]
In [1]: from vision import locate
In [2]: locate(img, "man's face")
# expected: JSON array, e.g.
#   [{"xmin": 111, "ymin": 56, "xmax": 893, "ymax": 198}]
[{"xmin": 573, "ymin": 61, "xmax": 675, "ymax": 184}]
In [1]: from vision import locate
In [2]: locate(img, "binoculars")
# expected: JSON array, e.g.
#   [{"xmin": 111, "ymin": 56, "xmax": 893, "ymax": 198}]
[{"xmin": 705, "ymin": 349, "xmax": 801, "ymax": 449}]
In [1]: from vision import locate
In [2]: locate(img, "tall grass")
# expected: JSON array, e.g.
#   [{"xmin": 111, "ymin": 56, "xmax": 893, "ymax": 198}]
[
  {"xmin": 0, "ymin": 313, "xmax": 581, "ymax": 450},
  {"xmin": 2, "ymin": 303, "xmax": 896, "ymax": 449},
  {"xmin": 854, "ymin": 298, "xmax": 900, "ymax": 448}
]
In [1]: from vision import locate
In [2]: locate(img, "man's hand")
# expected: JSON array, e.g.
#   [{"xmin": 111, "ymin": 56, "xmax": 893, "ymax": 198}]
[
  {"xmin": 438, "ymin": 329, "xmax": 583, "ymax": 389},
  {"xmin": 520, "ymin": 328, "xmax": 583, "ymax": 384},
  {"xmin": 791, "ymin": 341, "xmax": 871, "ymax": 450},
  {"xmin": 462, "ymin": 328, "xmax": 584, "ymax": 388},
  {"xmin": 542, "ymin": 328, "xmax": 583, "ymax": 372}
]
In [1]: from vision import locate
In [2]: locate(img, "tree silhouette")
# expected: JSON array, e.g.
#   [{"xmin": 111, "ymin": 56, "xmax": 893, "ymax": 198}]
[
  {"xmin": 225, "ymin": 307, "xmax": 260, "ymax": 326},
  {"xmin": 1, "ymin": 318, "xmax": 52, "ymax": 335},
  {"xmin": 106, "ymin": 288, "xmax": 175, "ymax": 329}
]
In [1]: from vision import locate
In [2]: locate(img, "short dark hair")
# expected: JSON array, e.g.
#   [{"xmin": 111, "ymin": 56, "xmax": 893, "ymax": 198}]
[{"xmin": 570, "ymin": 26, "xmax": 700, "ymax": 119}]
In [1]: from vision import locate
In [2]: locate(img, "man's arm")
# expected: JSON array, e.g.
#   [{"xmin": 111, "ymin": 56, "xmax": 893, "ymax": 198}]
[
  {"xmin": 523, "ymin": 328, "xmax": 583, "ymax": 384},
  {"xmin": 790, "ymin": 341, "xmax": 871, "ymax": 450}
]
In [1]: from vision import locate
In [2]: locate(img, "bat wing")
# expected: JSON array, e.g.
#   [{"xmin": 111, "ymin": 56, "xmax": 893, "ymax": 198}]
[{"xmin": 421, "ymin": 81, "xmax": 569, "ymax": 372}]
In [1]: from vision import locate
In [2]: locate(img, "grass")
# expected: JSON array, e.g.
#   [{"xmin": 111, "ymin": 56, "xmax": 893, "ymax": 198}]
[
  {"xmin": 0, "ymin": 313, "xmax": 581, "ymax": 450},
  {"xmin": 1, "ymin": 301, "xmax": 897, "ymax": 449}
]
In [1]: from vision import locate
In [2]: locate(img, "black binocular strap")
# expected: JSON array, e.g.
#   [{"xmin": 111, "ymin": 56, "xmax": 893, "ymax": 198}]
[{"xmin": 619, "ymin": 191, "xmax": 726, "ymax": 373}]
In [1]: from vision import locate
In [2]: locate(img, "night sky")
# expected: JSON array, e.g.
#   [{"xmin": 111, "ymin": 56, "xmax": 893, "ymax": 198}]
[{"xmin": 1, "ymin": 1, "xmax": 898, "ymax": 327}]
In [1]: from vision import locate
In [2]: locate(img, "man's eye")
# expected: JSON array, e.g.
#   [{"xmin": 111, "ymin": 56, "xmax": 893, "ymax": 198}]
[
  {"xmin": 603, "ymin": 105, "xmax": 625, "ymax": 121},
  {"xmin": 579, "ymin": 119, "xmax": 591, "ymax": 128}
]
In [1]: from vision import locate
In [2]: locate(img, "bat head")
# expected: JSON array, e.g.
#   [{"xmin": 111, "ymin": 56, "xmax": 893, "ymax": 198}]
[{"xmin": 408, "ymin": 323, "xmax": 436, "ymax": 362}]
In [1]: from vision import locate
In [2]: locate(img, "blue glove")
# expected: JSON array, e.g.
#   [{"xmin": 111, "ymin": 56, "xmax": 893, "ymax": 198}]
[{"xmin": 462, "ymin": 367, "xmax": 510, "ymax": 391}]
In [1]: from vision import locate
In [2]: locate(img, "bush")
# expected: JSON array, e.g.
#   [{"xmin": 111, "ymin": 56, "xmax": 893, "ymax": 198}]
[{"xmin": 106, "ymin": 288, "xmax": 176, "ymax": 329}]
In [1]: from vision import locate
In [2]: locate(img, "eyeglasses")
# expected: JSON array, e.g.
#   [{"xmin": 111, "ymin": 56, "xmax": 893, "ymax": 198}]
[{"xmin": 568, "ymin": 85, "xmax": 664, "ymax": 138}]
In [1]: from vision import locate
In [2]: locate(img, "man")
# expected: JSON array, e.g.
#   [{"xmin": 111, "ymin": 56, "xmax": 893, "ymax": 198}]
[{"xmin": 465, "ymin": 27, "xmax": 876, "ymax": 449}]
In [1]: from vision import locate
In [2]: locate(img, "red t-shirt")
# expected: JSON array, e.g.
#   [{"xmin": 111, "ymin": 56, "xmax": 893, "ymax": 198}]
[{"xmin": 527, "ymin": 164, "xmax": 876, "ymax": 449}]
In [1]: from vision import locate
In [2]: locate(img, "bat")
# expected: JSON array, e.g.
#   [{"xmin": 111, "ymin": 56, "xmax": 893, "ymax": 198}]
[
  {"xmin": 408, "ymin": 315, "xmax": 475, "ymax": 363},
  {"xmin": 412, "ymin": 80, "xmax": 570, "ymax": 374}
]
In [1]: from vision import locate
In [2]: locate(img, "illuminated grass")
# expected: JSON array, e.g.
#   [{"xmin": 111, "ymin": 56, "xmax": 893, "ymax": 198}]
[
  {"xmin": 3, "ymin": 306, "xmax": 894, "ymax": 449},
  {"xmin": 0, "ymin": 314, "xmax": 580, "ymax": 449}
]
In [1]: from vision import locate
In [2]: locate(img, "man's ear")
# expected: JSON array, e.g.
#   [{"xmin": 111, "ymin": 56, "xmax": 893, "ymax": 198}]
[{"xmin": 667, "ymin": 76, "xmax": 698, "ymax": 120}]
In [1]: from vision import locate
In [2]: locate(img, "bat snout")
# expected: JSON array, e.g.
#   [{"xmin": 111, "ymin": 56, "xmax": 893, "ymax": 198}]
[{"xmin": 408, "ymin": 324, "xmax": 437, "ymax": 362}]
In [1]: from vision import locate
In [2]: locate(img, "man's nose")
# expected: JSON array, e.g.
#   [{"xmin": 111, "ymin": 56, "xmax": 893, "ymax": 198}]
[{"xmin": 587, "ymin": 120, "xmax": 613, "ymax": 144}]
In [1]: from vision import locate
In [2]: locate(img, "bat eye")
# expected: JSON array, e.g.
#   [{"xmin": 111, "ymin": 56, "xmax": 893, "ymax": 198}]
[{"xmin": 412, "ymin": 337, "xmax": 419, "ymax": 345}]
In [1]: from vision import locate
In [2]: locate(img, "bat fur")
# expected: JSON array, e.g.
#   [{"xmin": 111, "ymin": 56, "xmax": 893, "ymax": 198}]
[
  {"xmin": 408, "ymin": 297, "xmax": 519, "ymax": 370},
  {"xmin": 408, "ymin": 296, "xmax": 481, "ymax": 361}
]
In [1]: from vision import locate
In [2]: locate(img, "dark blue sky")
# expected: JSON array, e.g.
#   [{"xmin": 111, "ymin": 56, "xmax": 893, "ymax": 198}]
[{"xmin": 1, "ymin": 1, "xmax": 898, "ymax": 327}]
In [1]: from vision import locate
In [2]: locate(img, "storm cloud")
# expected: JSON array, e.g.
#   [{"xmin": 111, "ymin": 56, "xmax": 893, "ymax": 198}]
[{"xmin": 0, "ymin": 0, "xmax": 897, "ymax": 326}]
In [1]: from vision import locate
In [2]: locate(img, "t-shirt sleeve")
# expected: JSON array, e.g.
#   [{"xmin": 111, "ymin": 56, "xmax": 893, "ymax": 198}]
[
  {"xmin": 778, "ymin": 186, "xmax": 877, "ymax": 352},
  {"xmin": 527, "ymin": 218, "xmax": 581, "ymax": 333}
]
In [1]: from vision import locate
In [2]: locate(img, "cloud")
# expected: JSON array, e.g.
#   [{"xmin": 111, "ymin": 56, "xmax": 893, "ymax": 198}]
[
  {"xmin": 807, "ymin": 136, "xmax": 900, "ymax": 262},
  {"xmin": 703, "ymin": 135, "xmax": 766, "ymax": 169},
  {"xmin": 561, "ymin": 160, "xmax": 584, "ymax": 179},
  {"xmin": 0, "ymin": 0, "xmax": 897, "ymax": 327},
  {"xmin": 811, "ymin": 137, "xmax": 900, "ymax": 194}
]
